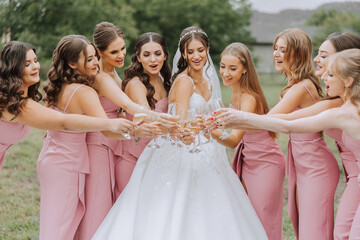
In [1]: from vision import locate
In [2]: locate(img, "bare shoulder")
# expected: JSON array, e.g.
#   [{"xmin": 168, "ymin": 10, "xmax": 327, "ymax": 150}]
[
  {"xmin": 173, "ymin": 74, "xmax": 193, "ymax": 90},
  {"xmin": 126, "ymin": 77, "xmax": 145, "ymax": 89},
  {"xmin": 240, "ymin": 92, "xmax": 256, "ymax": 103}
]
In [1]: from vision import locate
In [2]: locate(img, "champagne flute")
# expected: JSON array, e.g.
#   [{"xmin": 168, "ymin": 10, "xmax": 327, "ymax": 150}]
[
  {"xmin": 186, "ymin": 109, "xmax": 201, "ymax": 153},
  {"xmin": 133, "ymin": 112, "xmax": 147, "ymax": 125},
  {"xmin": 168, "ymin": 103, "xmax": 184, "ymax": 146},
  {"xmin": 212, "ymin": 98, "xmax": 231, "ymax": 140},
  {"xmin": 147, "ymin": 110, "xmax": 162, "ymax": 148}
]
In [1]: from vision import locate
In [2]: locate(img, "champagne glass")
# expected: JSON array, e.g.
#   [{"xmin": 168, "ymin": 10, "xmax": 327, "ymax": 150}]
[
  {"xmin": 212, "ymin": 98, "xmax": 231, "ymax": 140},
  {"xmin": 147, "ymin": 110, "xmax": 162, "ymax": 148},
  {"xmin": 133, "ymin": 112, "xmax": 147, "ymax": 125},
  {"xmin": 168, "ymin": 103, "xmax": 184, "ymax": 147},
  {"xmin": 186, "ymin": 109, "xmax": 201, "ymax": 153}
]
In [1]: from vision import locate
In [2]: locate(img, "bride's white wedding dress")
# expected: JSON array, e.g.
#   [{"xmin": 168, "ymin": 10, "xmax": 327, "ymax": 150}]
[{"xmin": 92, "ymin": 76, "xmax": 268, "ymax": 240}]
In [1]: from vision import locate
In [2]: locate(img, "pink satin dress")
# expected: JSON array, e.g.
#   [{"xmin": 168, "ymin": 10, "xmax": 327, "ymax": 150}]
[
  {"xmin": 78, "ymin": 96, "xmax": 122, "ymax": 240},
  {"xmin": 341, "ymin": 109, "xmax": 360, "ymax": 240},
  {"xmin": 114, "ymin": 97, "xmax": 168, "ymax": 199},
  {"xmin": 37, "ymin": 85, "xmax": 88, "ymax": 240},
  {"xmin": 231, "ymin": 105, "xmax": 285, "ymax": 240},
  {"xmin": 325, "ymin": 128, "xmax": 360, "ymax": 240},
  {"xmin": 0, "ymin": 120, "xmax": 30, "ymax": 171},
  {"xmin": 287, "ymin": 84, "xmax": 339, "ymax": 240}
]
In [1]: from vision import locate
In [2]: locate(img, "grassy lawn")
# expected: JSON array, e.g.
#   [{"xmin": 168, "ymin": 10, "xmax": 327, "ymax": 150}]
[{"xmin": 0, "ymin": 72, "xmax": 346, "ymax": 239}]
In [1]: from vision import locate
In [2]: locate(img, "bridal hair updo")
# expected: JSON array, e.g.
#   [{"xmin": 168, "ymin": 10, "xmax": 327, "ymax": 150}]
[
  {"xmin": 0, "ymin": 41, "xmax": 42, "ymax": 117},
  {"xmin": 122, "ymin": 32, "xmax": 171, "ymax": 109},
  {"xmin": 172, "ymin": 26, "xmax": 210, "ymax": 81},
  {"xmin": 274, "ymin": 28, "xmax": 323, "ymax": 98},
  {"xmin": 93, "ymin": 21, "xmax": 124, "ymax": 52},
  {"xmin": 44, "ymin": 35, "xmax": 98, "ymax": 107},
  {"xmin": 328, "ymin": 49, "xmax": 360, "ymax": 115}
]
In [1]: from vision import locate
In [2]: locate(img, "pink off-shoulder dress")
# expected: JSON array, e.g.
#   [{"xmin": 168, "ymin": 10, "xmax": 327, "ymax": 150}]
[
  {"xmin": 37, "ymin": 85, "xmax": 88, "ymax": 240},
  {"xmin": 231, "ymin": 104, "xmax": 285, "ymax": 240}
]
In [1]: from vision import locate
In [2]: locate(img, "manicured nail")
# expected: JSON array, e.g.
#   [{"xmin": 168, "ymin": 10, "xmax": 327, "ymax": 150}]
[
  {"xmin": 215, "ymin": 126, "xmax": 218, "ymax": 129},
  {"xmin": 211, "ymin": 118, "xmax": 214, "ymax": 120}
]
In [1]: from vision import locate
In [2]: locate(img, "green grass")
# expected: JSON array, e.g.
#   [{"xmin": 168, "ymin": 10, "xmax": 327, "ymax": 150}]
[{"xmin": 0, "ymin": 72, "xmax": 346, "ymax": 239}]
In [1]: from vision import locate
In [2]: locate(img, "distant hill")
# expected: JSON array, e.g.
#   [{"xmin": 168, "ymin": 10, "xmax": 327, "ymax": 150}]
[{"xmin": 249, "ymin": 1, "xmax": 360, "ymax": 43}]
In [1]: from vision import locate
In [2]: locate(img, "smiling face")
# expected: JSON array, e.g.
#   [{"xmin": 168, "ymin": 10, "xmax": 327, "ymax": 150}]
[
  {"xmin": 70, "ymin": 44, "xmax": 99, "ymax": 77},
  {"xmin": 220, "ymin": 54, "xmax": 246, "ymax": 87},
  {"xmin": 183, "ymin": 39, "xmax": 208, "ymax": 72},
  {"xmin": 273, "ymin": 37, "xmax": 290, "ymax": 73},
  {"xmin": 99, "ymin": 36, "xmax": 126, "ymax": 68},
  {"xmin": 322, "ymin": 67, "xmax": 346, "ymax": 99},
  {"xmin": 137, "ymin": 41, "xmax": 166, "ymax": 77},
  {"xmin": 313, "ymin": 40, "xmax": 337, "ymax": 78},
  {"xmin": 22, "ymin": 49, "xmax": 40, "ymax": 88}
]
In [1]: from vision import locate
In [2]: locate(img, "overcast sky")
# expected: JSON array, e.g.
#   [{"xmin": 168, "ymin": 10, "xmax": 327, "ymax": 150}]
[{"xmin": 248, "ymin": 0, "xmax": 360, "ymax": 13}]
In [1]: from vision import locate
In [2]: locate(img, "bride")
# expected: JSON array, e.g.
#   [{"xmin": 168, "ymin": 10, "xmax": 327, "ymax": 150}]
[{"xmin": 92, "ymin": 26, "xmax": 268, "ymax": 240}]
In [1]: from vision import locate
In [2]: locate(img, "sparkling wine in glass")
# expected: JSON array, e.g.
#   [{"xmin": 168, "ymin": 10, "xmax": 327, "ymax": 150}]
[{"xmin": 133, "ymin": 113, "xmax": 147, "ymax": 125}]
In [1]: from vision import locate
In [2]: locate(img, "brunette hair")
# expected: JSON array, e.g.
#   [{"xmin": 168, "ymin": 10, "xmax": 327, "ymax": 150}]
[
  {"xmin": 221, "ymin": 42, "xmax": 277, "ymax": 138},
  {"xmin": 122, "ymin": 32, "xmax": 171, "ymax": 109},
  {"xmin": 43, "ymin": 35, "xmax": 98, "ymax": 106},
  {"xmin": 93, "ymin": 22, "xmax": 124, "ymax": 52},
  {"xmin": 274, "ymin": 28, "xmax": 323, "ymax": 98},
  {"xmin": 172, "ymin": 26, "xmax": 210, "ymax": 81},
  {"xmin": 0, "ymin": 41, "xmax": 42, "ymax": 117},
  {"xmin": 327, "ymin": 32, "xmax": 360, "ymax": 52},
  {"xmin": 328, "ymin": 49, "xmax": 360, "ymax": 115}
]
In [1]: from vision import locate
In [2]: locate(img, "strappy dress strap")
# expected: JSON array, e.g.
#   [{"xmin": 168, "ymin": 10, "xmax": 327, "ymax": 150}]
[
  {"xmin": 298, "ymin": 82, "xmax": 317, "ymax": 102},
  {"xmin": 169, "ymin": 74, "xmax": 196, "ymax": 96},
  {"xmin": 64, "ymin": 85, "xmax": 85, "ymax": 113}
]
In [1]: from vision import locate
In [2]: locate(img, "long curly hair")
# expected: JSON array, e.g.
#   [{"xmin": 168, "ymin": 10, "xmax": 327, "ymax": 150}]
[
  {"xmin": 43, "ymin": 35, "xmax": 98, "ymax": 106},
  {"xmin": 122, "ymin": 32, "xmax": 171, "ymax": 109},
  {"xmin": 274, "ymin": 28, "xmax": 323, "ymax": 98},
  {"xmin": 172, "ymin": 26, "xmax": 210, "ymax": 81},
  {"xmin": 0, "ymin": 41, "xmax": 42, "ymax": 118}
]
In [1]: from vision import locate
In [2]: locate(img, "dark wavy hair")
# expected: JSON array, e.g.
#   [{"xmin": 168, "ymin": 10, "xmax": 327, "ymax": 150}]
[
  {"xmin": 93, "ymin": 21, "xmax": 125, "ymax": 51},
  {"xmin": 327, "ymin": 32, "xmax": 360, "ymax": 52},
  {"xmin": 122, "ymin": 32, "xmax": 171, "ymax": 109},
  {"xmin": 43, "ymin": 35, "xmax": 98, "ymax": 106},
  {"xmin": 0, "ymin": 41, "xmax": 42, "ymax": 118},
  {"xmin": 172, "ymin": 26, "xmax": 210, "ymax": 81}
]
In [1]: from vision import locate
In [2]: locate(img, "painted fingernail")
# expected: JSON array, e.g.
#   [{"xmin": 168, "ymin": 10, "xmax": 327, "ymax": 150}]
[{"xmin": 215, "ymin": 126, "xmax": 218, "ymax": 129}]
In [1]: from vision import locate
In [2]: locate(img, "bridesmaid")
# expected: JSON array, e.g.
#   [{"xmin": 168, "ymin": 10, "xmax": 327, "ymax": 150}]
[
  {"xmin": 119, "ymin": 32, "xmax": 171, "ymax": 195},
  {"xmin": 214, "ymin": 48, "xmax": 360, "ymax": 240},
  {"xmin": 276, "ymin": 32, "xmax": 360, "ymax": 240},
  {"xmin": 268, "ymin": 28, "xmax": 338, "ymax": 239},
  {"xmin": 0, "ymin": 41, "xmax": 133, "ymax": 173},
  {"xmin": 213, "ymin": 42, "xmax": 285, "ymax": 240},
  {"xmin": 78, "ymin": 23, "xmax": 168, "ymax": 240},
  {"xmin": 37, "ymin": 35, "xmax": 140, "ymax": 240}
]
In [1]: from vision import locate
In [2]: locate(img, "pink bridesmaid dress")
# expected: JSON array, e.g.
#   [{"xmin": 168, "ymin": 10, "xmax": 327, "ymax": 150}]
[
  {"xmin": 0, "ymin": 120, "xmax": 30, "ymax": 171},
  {"xmin": 341, "ymin": 109, "xmax": 360, "ymax": 240},
  {"xmin": 287, "ymin": 84, "xmax": 339, "ymax": 240},
  {"xmin": 78, "ymin": 96, "xmax": 121, "ymax": 240},
  {"xmin": 325, "ymin": 128, "xmax": 360, "ymax": 240},
  {"xmin": 37, "ymin": 85, "xmax": 89, "ymax": 240},
  {"xmin": 114, "ymin": 97, "xmax": 168, "ymax": 199},
  {"xmin": 231, "ymin": 105, "xmax": 286, "ymax": 240}
]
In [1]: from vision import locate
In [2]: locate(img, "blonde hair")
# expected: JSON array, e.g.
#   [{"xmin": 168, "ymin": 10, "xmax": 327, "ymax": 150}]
[
  {"xmin": 328, "ymin": 48, "xmax": 360, "ymax": 115},
  {"xmin": 274, "ymin": 28, "xmax": 323, "ymax": 98},
  {"xmin": 221, "ymin": 42, "xmax": 277, "ymax": 138}
]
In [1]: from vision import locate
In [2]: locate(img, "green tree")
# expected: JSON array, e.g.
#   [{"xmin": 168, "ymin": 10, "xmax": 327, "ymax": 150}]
[{"xmin": 307, "ymin": 8, "xmax": 360, "ymax": 53}]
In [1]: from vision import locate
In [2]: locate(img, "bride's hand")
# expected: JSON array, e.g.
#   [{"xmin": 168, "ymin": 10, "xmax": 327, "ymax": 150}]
[
  {"xmin": 133, "ymin": 123, "xmax": 161, "ymax": 138},
  {"xmin": 178, "ymin": 128, "xmax": 195, "ymax": 145}
]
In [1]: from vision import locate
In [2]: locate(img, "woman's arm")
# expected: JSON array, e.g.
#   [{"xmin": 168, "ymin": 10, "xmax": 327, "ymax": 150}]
[
  {"xmin": 10, "ymin": 99, "xmax": 135, "ymax": 133},
  {"xmin": 213, "ymin": 93, "xmax": 257, "ymax": 149},
  {"xmin": 271, "ymin": 98, "xmax": 344, "ymax": 120},
  {"xmin": 217, "ymin": 107, "xmax": 343, "ymax": 134}
]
